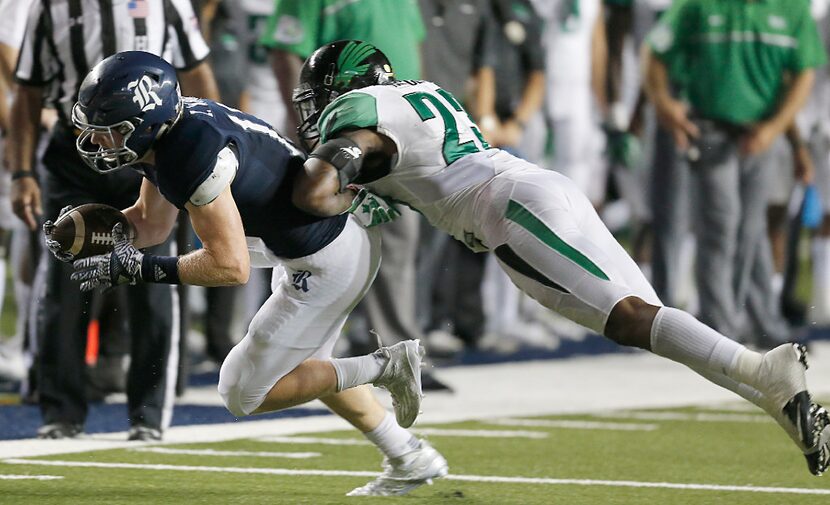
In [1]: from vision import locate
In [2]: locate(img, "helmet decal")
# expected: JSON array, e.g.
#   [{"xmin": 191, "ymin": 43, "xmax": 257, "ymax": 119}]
[
  {"xmin": 334, "ymin": 41, "xmax": 377, "ymax": 88},
  {"xmin": 128, "ymin": 75, "xmax": 163, "ymax": 112}
]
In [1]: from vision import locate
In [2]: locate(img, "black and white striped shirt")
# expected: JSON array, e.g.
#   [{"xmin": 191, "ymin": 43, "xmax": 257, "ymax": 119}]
[{"xmin": 15, "ymin": 0, "xmax": 210, "ymax": 123}]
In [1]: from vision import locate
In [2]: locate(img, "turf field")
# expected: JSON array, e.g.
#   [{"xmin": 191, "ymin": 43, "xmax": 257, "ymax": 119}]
[{"xmin": 3, "ymin": 403, "xmax": 829, "ymax": 504}]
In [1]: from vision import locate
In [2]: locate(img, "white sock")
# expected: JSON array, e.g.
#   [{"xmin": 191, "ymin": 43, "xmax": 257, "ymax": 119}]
[
  {"xmin": 330, "ymin": 353, "xmax": 386, "ymax": 392},
  {"xmin": 363, "ymin": 411, "xmax": 421, "ymax": 459},
  {"xmin": 650, "ymin": 306, "xmax": 763, "ymax": 386}
]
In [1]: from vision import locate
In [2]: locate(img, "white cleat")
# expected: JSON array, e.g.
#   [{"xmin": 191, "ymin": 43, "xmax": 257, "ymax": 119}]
[
  {"xmin": 347, "ymin": 440, "xmax": 448, "ymax": 496},
  {"xmin": 756, "ymin": 344, "xmax": 830, "ymax": 476},
  {"xmin": 372, "ymin": 337, "xmax": 425, "ymax": 429}
]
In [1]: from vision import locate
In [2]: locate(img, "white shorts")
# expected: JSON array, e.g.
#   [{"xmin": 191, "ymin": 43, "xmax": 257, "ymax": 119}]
[
  {"xmin": 467, "ymin": 151, "xmax": 661, "ymax": 333},
  {"xmin": 218, "ymin": 216, "xmax": 381, "ymax": 416}
]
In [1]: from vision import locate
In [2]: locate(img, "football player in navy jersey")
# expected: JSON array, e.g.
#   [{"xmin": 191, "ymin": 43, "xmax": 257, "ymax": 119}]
[{"xmin": 46, "ymin": 51, "xmax": 448, "ymax": 496}]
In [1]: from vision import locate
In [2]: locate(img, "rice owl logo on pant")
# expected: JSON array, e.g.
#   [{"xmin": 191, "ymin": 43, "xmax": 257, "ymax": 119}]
[{"xmin": 128, "ymin": 75, "xmax": 162, "ymax": 111}]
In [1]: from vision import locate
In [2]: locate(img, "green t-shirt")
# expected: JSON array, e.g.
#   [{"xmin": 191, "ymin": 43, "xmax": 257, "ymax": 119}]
[
  {"xmin": 260, "ymin": 0, "xmax": 425, "ymax": 80},
  {"xmin": 647, "ymin": 0, "xmax": 827, "ymax": 124}
]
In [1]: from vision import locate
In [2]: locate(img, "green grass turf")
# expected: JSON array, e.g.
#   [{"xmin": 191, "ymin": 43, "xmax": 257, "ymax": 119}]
[{"xmin": 2, "ymin": 405, "xmax": 829, "ymax": 504}]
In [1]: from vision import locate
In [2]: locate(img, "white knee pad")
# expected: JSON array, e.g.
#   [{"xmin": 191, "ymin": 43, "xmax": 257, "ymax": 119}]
[{"xmin": 217, "ymin": 344, "xmax": 264, "ymax": 417}]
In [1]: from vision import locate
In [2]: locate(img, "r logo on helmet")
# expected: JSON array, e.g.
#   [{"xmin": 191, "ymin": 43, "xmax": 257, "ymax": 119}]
[{"xmin": 128, "ymin": 75, "xmax": 163, "ymax": 112}]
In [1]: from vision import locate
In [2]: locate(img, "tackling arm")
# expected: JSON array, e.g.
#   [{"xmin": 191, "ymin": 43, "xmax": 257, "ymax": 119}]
[{"xmin": 292, "ymin": 129, "xmax": 393, "ymax": 216}]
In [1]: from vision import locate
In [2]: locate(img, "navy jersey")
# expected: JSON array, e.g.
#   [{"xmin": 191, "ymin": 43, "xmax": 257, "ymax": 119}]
[{"xmin": 147, "ymin": 98, "xmax": 347, "ymax": 259}]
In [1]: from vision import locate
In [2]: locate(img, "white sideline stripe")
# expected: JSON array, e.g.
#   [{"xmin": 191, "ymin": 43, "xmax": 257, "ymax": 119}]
[
  {"xmin": 131, "ymin": 448, "xmax": 321, "ymax": 459},
  {"xmin": 257, "ymin": 436, "xmax": 371, "ymax": 446},
  {"xmin": 5, "ymin": 459, "xmax": 830, "ymax": 496},
  {"xmin": 0, "ymin": 474, "xmax": 64, "ymax": 480},
  {"xmin": 490, "ymin": 418, "xmax": 659, "ymax": 431},
  {"xmin": 412, "ymin": 428, "xmax": 548, "ymax": 439},
  {"xmin": 595, "ymin": 411, "xmax": 771, "ymax": 423}
]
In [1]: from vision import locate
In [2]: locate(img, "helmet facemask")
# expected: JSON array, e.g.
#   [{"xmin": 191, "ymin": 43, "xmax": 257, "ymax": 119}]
[
  {"xmin": 292, "ymin": 66, "xmax": 342, "ymax": 153},
  {"xmin": 73, "ymin": 102, "xmax": 140, "ymax": 173}
]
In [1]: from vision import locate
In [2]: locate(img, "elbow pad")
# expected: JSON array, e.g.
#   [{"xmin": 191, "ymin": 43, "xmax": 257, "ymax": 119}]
[{"xmin": 309, "ymin": 137, "xmax": 364, "ymax": 192}]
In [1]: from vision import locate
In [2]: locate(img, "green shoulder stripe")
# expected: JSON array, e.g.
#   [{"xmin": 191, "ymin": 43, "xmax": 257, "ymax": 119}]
[{"xmin": 318, "ymin": 92, "xmax": 379, "ymax": 143}]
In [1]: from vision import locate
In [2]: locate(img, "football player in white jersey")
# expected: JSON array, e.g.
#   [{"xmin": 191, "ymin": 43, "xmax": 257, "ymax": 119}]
[{"xmin": 291, "ymin": 40, "xmax": 830, "ymax": 476}]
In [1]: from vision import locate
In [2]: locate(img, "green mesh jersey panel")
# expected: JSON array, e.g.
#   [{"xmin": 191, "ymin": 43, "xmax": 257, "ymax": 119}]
[{"xmin": 318, "ymin": 92, "xmax": 379, "ymax": 143}]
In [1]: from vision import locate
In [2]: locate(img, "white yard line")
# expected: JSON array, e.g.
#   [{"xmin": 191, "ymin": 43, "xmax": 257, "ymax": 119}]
[
  {"xmin": 594, "ymin": 411, "xmax": 771, "ymax": 423},
  {"xmin": 412, "ymin": 428, "xmax": 548, "ymax": 438},
  {"xmin": 0, "ymin": 474, "xmax": 63, "ymax": 480},
  {"xmin": 131, "ymin": 448, "xmax": 321, "ymax": 459},
  {"xmin": 489, "ymin": 418, "xmax": 659, "ymax": 431},
  {"xmin": 3, "ymin": 459, "xmax": 829, "ymax": 496},
  {"xmin": 256, "ymin": 436, "xmax": 370, "ymax": 446}
]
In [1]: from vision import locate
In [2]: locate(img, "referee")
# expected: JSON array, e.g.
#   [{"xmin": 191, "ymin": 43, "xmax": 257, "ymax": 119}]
[{"xmin": 7, "ymin": 0, "xmax": 219, "ymax": 440}]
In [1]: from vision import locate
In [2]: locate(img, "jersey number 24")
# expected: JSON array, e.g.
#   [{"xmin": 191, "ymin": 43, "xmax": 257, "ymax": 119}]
[{"xmin": 403, "ymin": 88, "xmax": 490, "ymax": 165}]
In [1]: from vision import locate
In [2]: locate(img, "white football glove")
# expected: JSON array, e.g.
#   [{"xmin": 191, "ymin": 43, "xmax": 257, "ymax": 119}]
[
  {"xmin": 347, "ymin": 188, "xmax": 402, "ymax": 228},
  {"xmin": 42, "ymin": 205, "xmax": 75, "ymax": 262},
  {"xmin": 70, "ymin": 223, "xmax": 143, "ymax": 291}
]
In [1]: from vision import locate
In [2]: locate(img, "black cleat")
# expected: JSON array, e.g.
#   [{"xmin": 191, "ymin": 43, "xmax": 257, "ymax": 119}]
[
  {"xmin": 37, "ymin": 423, "xmax": 82, "ymax": 439},
  {"xmin": 803, "ymin": 403, "xmax": 830, "ymax": 476},
  {"xmin": 128, "ymin": 425, "xmax": 162, "ymax": 441}
]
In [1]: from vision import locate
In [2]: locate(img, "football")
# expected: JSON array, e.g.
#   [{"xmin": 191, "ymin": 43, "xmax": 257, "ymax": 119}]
[{"xmin": 49, "ymin": 203, "xmax": 134, "ymax": 259}]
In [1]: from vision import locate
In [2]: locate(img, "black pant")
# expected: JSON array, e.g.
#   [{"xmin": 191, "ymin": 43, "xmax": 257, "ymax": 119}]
[{"xmin": 36, "ymin": 125, "xmax": 178, "ymax": 430}]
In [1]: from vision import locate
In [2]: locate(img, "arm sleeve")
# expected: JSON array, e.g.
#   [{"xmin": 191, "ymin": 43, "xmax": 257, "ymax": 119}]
[
  {"xmin": 14, "ymin": 1, "xmax": 54, "ymax": 85},
  {"xmin": 164, "ymin": 0, "xmax": 211, "ymax": 70},
  {"xmin": 189, "ymin": 146, "xmax": 238, "ymax": 206},
  {"xmin": 259, "ymin": 0, "xmax": 321, "ymax": 58},
  {"xmin": 789, "ymin": 6, "xmax": 828, "ymax": 72}
]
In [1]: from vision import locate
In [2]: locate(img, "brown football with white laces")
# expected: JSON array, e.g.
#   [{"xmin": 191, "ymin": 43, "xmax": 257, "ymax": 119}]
[{"xmin": 49, "ymin": 203, "xmax": 134, "ymax": 259}]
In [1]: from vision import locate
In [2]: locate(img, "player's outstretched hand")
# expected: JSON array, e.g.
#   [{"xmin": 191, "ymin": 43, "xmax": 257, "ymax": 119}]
[
  {"xmin": 348, "ymin": 188, "xmax": 401, "ymax": 228},
  {"xmin": 43, "ymin": 205, "xmax": 76, "ymax": 262},
  {"xmin": 71, "ymin": 223, "xmax": 144, "ymax": 291}
]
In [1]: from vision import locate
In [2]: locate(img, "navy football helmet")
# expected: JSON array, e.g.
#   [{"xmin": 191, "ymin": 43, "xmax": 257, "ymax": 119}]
[
  {"xmin": 293, "ymin": 40, "xmax": 394, "ymax": 151},
  {"xmin": 73, "ymin": 51, "xmax": 182, "ymax": 173}
]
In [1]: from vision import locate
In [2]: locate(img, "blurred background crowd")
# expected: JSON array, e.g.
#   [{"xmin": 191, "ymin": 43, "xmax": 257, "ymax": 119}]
[{"xmin": 1, "ymin": 0, "xmax": 829, "ymax": 440}]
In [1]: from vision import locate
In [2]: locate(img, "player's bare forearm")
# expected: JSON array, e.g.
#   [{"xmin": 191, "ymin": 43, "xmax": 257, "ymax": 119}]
[
  {"xmin": 176, "ymin": 247, "xmax": 249, "ymax": 286},
  {"xmin": 293, "ymin": 157, "xmax": 357, "ymax": 216},
  {"xmin": 293, "ymin": 129, "xmax": 392, "ymax": 216},
  {"xmin": 181, "ymin": 187, "xmax": 250, "ymax": 286}
]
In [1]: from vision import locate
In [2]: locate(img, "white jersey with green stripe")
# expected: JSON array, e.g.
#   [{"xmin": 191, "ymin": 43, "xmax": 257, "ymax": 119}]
[{"xmin": 317, "ymin": 79, "xmax": 496, "ymax": 249}]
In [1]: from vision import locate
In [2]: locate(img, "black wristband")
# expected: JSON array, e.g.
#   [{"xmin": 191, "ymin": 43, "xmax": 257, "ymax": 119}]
[
  {"xmin": 11, "ymin": 170, "xmax": 37, "ymax": 181},
  {"xmin": 141, "ymin": 254, "xmax": 180, "ymax": 284}
]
